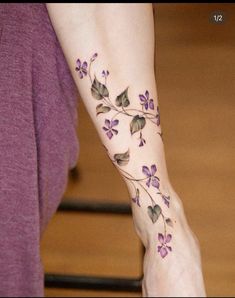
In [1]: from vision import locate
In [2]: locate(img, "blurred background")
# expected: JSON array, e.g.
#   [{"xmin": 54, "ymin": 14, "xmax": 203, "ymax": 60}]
[{"xmin": 41, "ymin": 3, "xmax": 235, "ymax": 297}]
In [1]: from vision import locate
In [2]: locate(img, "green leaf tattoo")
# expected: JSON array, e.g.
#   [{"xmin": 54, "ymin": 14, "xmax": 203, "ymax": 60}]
[
  {"xmin": 96, "ymin": 104, "xmax": 111, "ymax": 116},
  {"xmin": 113, "ymin": 149, "xmax": 130, "ymax": 166},
  {"xmin": 115, "ymin": 88, "xmax": 130, "ymax": 107},
  {"xmin": 147, "ymin": 204, "xmax": 162, "ymax": 223},
  {"xmin": 130, "ymin": 115, "xmax": 146, "ymax": 135},
  {"xmin": 91, "ymin": 76, "xmax": 109, "ymax": 100}
]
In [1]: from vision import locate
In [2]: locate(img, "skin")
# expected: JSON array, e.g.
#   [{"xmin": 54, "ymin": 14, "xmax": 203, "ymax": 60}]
[{"xmin": 46, "ymin": 3, "xmax": 207, "ymax": 297}]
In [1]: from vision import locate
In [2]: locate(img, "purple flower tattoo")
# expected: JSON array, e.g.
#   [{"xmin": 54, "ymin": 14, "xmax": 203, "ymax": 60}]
[
  {"xmin": 157, "ymin": 191, "xmax": 171, "ymax": 208},
  {"xmin": 76, "ymin": 53, "xmax": 163, "ymax": 147},
  {"xmin": 102, "ymin": 119, "xmax": 119, "ymax": 139},
  {"xmin": 75, "ymin": 53, "xmax": 173, "ymax": 259},
  {"xmin": 132, "ymin": 189, "xmax": 140, "ymax": 207},
  {"xmin": 142, "ymin": 164, "xmax": 160, "ymax": 188},
  {"xmin": 139, "ymin": 90, "xmax": 154, "ymax": 110},
  {"xmin": 162, "ymin": 194, "xmax": 170, "ymax": 208},
  {"xmin": 157, "ymin": 233, "xmax": 172, "ymax": 258},
  {"xmin": 110, "ymin": 148, "xmax": 174, "ymax": 259},
  {"xmin": 75, "ymin": 59, "xmax": 88, "ymax": 79},
  {"xmin": 102, "ymin": 70, "xmax": 110, "ymax": 78}
]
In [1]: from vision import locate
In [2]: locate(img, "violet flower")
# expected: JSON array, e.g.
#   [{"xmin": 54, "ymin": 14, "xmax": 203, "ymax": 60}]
[
  {"xmin": 139, "ymin": 90, "xmax": 154, "ymax": 110},
  {"xmin": 102, "ymin": 70, "xmax": 110, "ymax": 78},
  {"xmin": 162, "ymin": 194, "xmax": 170, "ymax": 208},
  {"xmin": 142, "ymin": 164, "xmax": 160, "ymax": 188},
  {"xmin": 157, "ymin": 233, "xmax": 172, "ymax": 258},
  {"xmin": 102, "ymin": 119, "xmax": 119, "ymax": 140},
  {"xmin": 75, "ymin": 59, "xmax": 88, "ymax": 79}
]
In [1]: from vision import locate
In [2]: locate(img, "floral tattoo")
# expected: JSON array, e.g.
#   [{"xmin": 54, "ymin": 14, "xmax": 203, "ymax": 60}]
[
  {"xmin": 75, "ymin": 53, "xmax": 162, "ymax": 146},
  {"xmin": 75, "ymin": 53, "xmax": 173, "ymax": 259}
]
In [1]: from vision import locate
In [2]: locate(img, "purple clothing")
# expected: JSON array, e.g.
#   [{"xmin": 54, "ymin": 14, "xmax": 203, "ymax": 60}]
[{"xmin": 0, "ymin": 3, "xmax": 79, "ymax": 296}]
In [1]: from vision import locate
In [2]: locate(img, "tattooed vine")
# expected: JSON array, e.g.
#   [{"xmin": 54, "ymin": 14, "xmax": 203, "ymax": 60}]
[
  {"xmin": 75, "ymin": 53, "xmax": 162, "ymax": 146},
  {"xmin": 75, "ymin": 53, "xmax": 173, "ymax": 259},
  {"xmin": 111, "ymin": 147, "xmax": 173, "ymax": 259}
]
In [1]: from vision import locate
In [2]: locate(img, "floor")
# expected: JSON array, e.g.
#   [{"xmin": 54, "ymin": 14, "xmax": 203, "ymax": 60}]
[{"xmin": 41, "ymin": 4, "xmax": 235, "ymax": 297}]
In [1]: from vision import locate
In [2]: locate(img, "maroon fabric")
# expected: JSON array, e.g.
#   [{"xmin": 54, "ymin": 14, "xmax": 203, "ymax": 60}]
[{"xmin": 0, "ymin": 3, "xmax": 79, "ymax": 296}]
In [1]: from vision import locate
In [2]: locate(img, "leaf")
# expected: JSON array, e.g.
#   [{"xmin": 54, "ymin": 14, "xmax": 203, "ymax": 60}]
[
  {"xmin": 96, "ymin": 104, "xmax": 111, "ymax": 116},
  {"xmin": 147, "ymin": 204, "xmax": 162, "ymax": 223},
  {"xmin": 91, "ymin": 76, "xmax": 109, "ymax": 100},
  {"xmin": 115, "ymin": 88, "xmax": 130, "ymax": 107},
  {"xmin": 166, "ymin": 218, "xmax": 173, "ymax": 228},
  {"xmin": 130, "ymin": 115, "xmax": 146, "ymax": 135},
  {"xmin": 113, "ymin": 149, "xmax": 130, "ymax": 166}
]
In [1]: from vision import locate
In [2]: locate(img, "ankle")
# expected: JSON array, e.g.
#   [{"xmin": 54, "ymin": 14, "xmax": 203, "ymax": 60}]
[{"xmin": 153, "ymin": 181, "xmax": 201, "ymax": 253}]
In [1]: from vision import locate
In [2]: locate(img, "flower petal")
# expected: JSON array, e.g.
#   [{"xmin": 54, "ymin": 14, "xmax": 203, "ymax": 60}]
[
  {"xmin": 151, "ymin": 177, "xmax": 160, "ymax": 189},
  {"xmin": 158, "ymin": 233, "xmax": 165, "ymax": 244},
  {"xmin": 79, "ymin": 71, "xmax": 83, "ymax": 79},
  {"xmin": 166, "ymin": 234, "xmax": 172, "ymax": 243},
  {"xmin": 112, "ymin": 128, "xmax": 118, "ymax": 135},
  {"xmin": 139, "ymin": 94, "xmax": 146, "ymax": 102},
  {"xmin": 157, "ymin": 245, "xmax": 162, "ymax": 252},
  {"xmin": 102, "ymin": 127, "xmax": 109, "ymax": 132},
  {"xmin": 142, "ymin": 166, "xmax": 151, "ymax": 177},
  {"xmin": 149, "ymin": 100, "xmax": 154, "ymax": 110},
  {"xmin": 165, "ymin": 200, "xmax": 170, "ymax": 208},
  {"xmin": 111, "ymin": 119, "xmax": 119, "ymax": 127},
  {"xmin": 76, "ymin": 59, "xmax": 81, "ymax": 68},
  {"xmin": 146, "ymin": 178, "xmax": 151, "ymax": 188},
  {"xmin": 82, "ymin": 69, "xmax": 88, "ymax": 76},
  {"xmin": 160, "ymin": 247, "xmax": 168, "ymax": 258},
  {"xmin": 82, "ymin": 61, "xmax": 88, "ymax": 69},
  {"xmin": 105, "ymin": 119, "xmax": 111, "ymax": 128},
  {"xmin": 144, "ymin": 102, "xmax": 148, "ymax": 110},
  {"xmin": 162, "ymin": 196, "xmax": 170, "ymax": 208},
  {"xmin": 106, "ymin": 130, "xmax": 113, "ymax": 139},
  {"xmin": 163, "ymin": 195, "xmax": 170, "ymax": 202},
  {"xmin": 166, "ymin": 246, "xmax": 172, "ymax": 252},
  {"xmin": 145, "ymin": 90, "xmax": 149, "ymax": 99}
]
